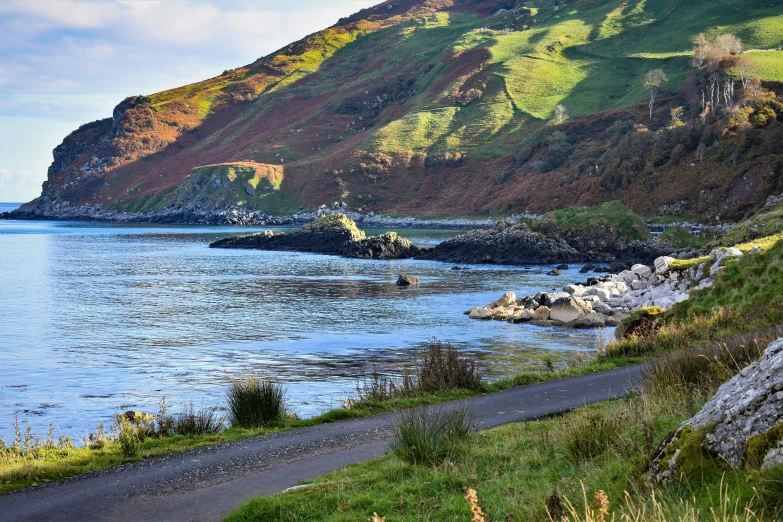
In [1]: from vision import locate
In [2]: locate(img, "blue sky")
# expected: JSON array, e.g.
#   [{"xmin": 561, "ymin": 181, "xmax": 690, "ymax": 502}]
[{"xmin": 0, "ymin": 0, "xmax": 381, "ymax": 202}]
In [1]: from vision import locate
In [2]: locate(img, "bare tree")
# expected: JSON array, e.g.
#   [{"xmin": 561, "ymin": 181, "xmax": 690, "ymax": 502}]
[
  {"xmin": 714, "ymin": 34, "xmax": 743, "ymax": 56},
  {"xmin": 550, "ymin": 104, "xmax": 569, "ymax": 125},
  {"xmin": 670, "ymin": 106, "xmax": 684, "ymax": 124},
  {"xmin": 644, "ymin": 69, "xmax": 667, "ymax": 119},
  {"xmin": 691, "ymin": 33, "xmax": 708, "ymax": 70},
  {"xmin": 696, "ymin": 142, "xmax": 707, "ymax": 162}
]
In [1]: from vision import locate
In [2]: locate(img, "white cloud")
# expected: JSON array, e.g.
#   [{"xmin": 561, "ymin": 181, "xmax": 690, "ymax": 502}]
[{"xmin": 0, "ymin": 168, "xmax": 43, "ymax": 202}]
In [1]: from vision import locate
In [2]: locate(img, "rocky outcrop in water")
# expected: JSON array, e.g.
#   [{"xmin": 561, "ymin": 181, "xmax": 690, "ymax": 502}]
[
  {"xmin": 419, "ymin": 222, "xmax": 585, "ymax": 265},
  {"xmin": 650, "ymin": 338, "xmax": 783, "ymax": 482},
  {"xmin": 209, "ymin": 214, "xmax": 422, "ymax": 260}
]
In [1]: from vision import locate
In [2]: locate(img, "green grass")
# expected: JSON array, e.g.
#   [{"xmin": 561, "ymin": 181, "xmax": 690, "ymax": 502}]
[
  {"xmin": 609, "ymin": 235, "xmax": 783, "ymax": 358},
  {"xmin": 226, "ymin": 390, "xmax": 761, "ymax": 522},
  {"xmin": 537, "ymin": 200, "xmax": 650, "ymax": 244},
  {"xmin": 658, "ymin": 226, "xmax": 711, "ymax": 249},
  {"xmin": 718, "ymin": 202, "xmax": 783, "ymax": 247}
]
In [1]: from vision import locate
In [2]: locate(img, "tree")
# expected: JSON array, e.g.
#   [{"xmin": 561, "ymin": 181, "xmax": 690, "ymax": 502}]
[
  {"xmin": 550, "ymin": 104, "xmax": 568, "ymax": 125},
  {"xmin": 644, "ymin": 69, "xmax": 667, "ymax": 119},
  {"xmin": 696, "ymin": 142, "xmax": 707, "ymax": 162},
  {"xmin": 670, "ymin": 106, "xmax": 684, "ymax": 124},
  {"xmin": 691, "ymin": 33, "xmax": 708, "ymax": 70}
]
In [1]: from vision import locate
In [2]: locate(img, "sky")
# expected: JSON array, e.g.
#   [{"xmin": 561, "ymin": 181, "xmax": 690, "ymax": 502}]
[{"xmin": 0, "ymin": 0, "xmax": 381, "ymax": 202}]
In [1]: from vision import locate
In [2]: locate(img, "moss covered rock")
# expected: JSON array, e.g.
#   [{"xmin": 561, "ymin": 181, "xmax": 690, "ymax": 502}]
[{"xmin": 651, "ymin": 337, "xmax": 783, "ymax": 483}]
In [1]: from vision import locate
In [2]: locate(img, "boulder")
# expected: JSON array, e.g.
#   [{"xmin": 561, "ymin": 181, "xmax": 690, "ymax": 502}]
[
  {"xmin": 631, "ymin": 264, "xmax": 653, "ymax": 279},
  {"xmin": 468, "ymin": 307, "xmax": 493, "ymax": 320},
  {"xmin": 556, "ymin": 264, "xmax": 569, "ymax": 270},
  {"xmin": 532, "ymin": 306, "xmax": 551, "ymax": 320},
  {"xmin": 538, "ymin": 291, "xmax": 570, "ymax": 307},
  {"xmin": 396, "ymin": 275, "xmax": 420, "ymax": 286},
  {"xmin": 546, "ymin": 269, "xmax": 562, "ymax": 276},
  {"xmin": 574, "ymin": 312, "xmax": 607, "ymax": 328},
  {"xmin": 709, "ymin": 247, "xmax": 744, "ymax": 277},
  {"xmin": 549, "ymin": 296, "xmax": 591, "ymax": 324},
  {"xmin": 651, "ymin": 338, "xmax": 783, "ymax": 482},
  {"xmin": 487, "ymin": 291, "xmax": 516, "ymax": 309},
  {"xmin": 564, "ymin": 284, "xmax": 585, "ymax": 297},
  {"xmin": 654, "ymin": 256, "xmax": 675, "ymax": 275}
]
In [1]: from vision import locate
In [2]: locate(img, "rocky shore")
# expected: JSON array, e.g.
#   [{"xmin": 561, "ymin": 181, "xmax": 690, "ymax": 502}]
[
  {"xmin": 5, "ymin": 199, "xmax": 494, "ymax": 229},
  {"xmin": 209, "ymin": 214, "xmax": 422, "ymax": 260},
  {"xmin": 419, "ymin": 221, "xmax": 586, "ymax": 265},
  {"xmin": 467, "ymin": 246, "xmax": 749, "ymax": 329}
]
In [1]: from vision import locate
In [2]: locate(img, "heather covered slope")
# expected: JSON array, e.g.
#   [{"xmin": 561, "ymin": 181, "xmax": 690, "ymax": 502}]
[{"xmin": 19, "ymin": 0, "xmax": 783, "ymax": 222}]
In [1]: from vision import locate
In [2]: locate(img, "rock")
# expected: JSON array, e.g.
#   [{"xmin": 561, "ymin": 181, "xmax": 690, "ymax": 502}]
[
  {"xmin": 748, "ymin": 246, "xmax": 762, "ymax": 254},
  {"xmin": 508, "ymin": 309, "xmax": 533, "ymax": 323},
  {"xmin": 546, "ymin": 269, "xmax": 562, "ymax": 276},
  {"xmin": 468, "ymin": 307, "xmax": 493, "ymax": 320},
  {"xmin": 487, "ymin": 292, "xmax": 516, "ymax": 309},
  {"xmin": 631, "ymin": 279, "xmax": 649, "ymax": 291},
  {"xmin": 651, "ymin": 338, "xmax": 783, "ymax": 482},
  {"xmin": 244, "ymin": 182, "xmax": 256, "ymax": 196},
  {"xmin": 517, "ymin": 296, "xmax": 539, "ymax": 309},
  {"xmin": 210, "ymin": 214, "xmax": 421, "ymax": 260},
  {"xmin": 615, "ymin": 240, "xmax": 677, "ymax": 266},
  {"xmin": 556, "ymin": 264, "xmax": 569, "ymax": 270},
  {"xmin": 654, "ymin": 256, "xmax": 675, "ymax": 275},
  {"xmin": 579, "ymin": 264, "xmax": 595, "ymax": 273},
  {"xmin": 418, "ymin": 221, "xmax": 586, "ymax": 265},
  {"xmin": 709, "ymin": 247, "xmax": 744, "ymax": 277},
  {"xmin": 616, "ymin": 270, "xmax": 637, "ymax": 285},
  {"xmin": 396, "ymin": 275, "xmax": 420, "ymax": 286},
  {"xmin": 574, "ymin": 312, "xmax": 607, "ymax": 327},
  {"xmin": 584, "ymin": 287, "xmax": 611, "ymax": 302},
  {"xmin": 122, "ymin": 411, "xmax": 155, "ymax": 424},
  {"xmin": 549, "ymin": 296, "xmax": 591, "ymax": 324},
  {"xmin": 631, "ymin": 264, "xmax": 653, "ymax": 279},
  {"xmin": 606, "ymin": 313, "xmax": 629, "ymax": 326},
  {"xmin": 564, "ymin": 284, "xmax": 585, "ymax": 297},
  {"xmin": 538, "ymin": 292, "xmax": 570, "ymax": 307},
  {"xmin": 532, "ymin": 306, "xmax": 551, "ymax": 320},
  {"xmin": 593, "ymin": 301, "xmax": 614, "ymax": 315}
]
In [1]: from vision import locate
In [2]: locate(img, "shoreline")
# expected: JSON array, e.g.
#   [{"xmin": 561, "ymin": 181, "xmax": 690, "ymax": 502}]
[{"xmin": 1, "ymin": 203, "xmax": 499, "ymax": 230}]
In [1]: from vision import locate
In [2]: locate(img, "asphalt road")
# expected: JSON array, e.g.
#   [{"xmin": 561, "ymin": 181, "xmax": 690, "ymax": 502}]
[{"xmin": 0, "ymin": 364, "xmax": 643, "ymax": 522}]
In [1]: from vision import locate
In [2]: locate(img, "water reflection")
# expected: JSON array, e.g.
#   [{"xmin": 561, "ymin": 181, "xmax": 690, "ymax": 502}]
[{"xmin": 0, "ymin": 220, "xmax": 605, "ymax": 440}]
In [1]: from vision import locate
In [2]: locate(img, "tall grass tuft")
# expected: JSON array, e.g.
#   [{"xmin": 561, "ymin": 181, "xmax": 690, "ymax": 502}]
[
  {"xmin": 416, "ymin": 340, "xmax": 482, "ymax": 393},
  {"xmin": 227, "ymin": 375, "xmax": 286, "ymax": 428},
  {"xmin": 389, "ymin": 405, "xmax": 473, "ymax": 466},
  {"xmin": 174, "ymin": 404, "xmax": 224, "ymax": 435},
  {"xmin": 641, "ymin": 326, "xmax": 783, "ymax": 397}
]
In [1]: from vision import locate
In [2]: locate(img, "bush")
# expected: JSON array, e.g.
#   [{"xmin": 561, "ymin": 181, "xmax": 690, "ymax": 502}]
[
  {"xmin": 174, "ymin": 404, "xmax": 224, "ymax": 435},
  {"xmin": 416, "ymin": 340, "xmax": 482, "ymax": 393},
  {"xmin": 389, "ymin": 406, "xmax": 473, "ymax": 466},
  {"xmin": 561, "ymin": 409, "xmax": 626, "ymax": 463},
  {"xmin": 355, "ymin": 369, "xmax": 416, "ymax": 402},
  {"xmin": 227, "ymin": 376, "xmax": 287, "ymax": 428}
]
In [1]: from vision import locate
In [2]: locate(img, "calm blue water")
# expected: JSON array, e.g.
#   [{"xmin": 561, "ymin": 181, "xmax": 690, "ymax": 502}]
[{"xmin": 0, "ymin": 203, "xmax": 602, "ymax": 443}]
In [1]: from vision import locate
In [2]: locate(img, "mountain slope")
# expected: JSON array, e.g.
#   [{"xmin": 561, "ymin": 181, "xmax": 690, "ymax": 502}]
[{"xmin": 18, "ymin": 0, "xmax": 783, "ymax": 222}]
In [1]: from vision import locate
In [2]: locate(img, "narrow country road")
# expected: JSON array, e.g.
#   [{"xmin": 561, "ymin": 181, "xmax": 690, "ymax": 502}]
[{"xmin": 0, "ymin": 365, "xmax": 643, "ymax": 522}]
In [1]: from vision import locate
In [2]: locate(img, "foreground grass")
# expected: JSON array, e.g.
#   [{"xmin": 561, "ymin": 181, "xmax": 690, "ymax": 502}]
[{"xmin": 226, "ymin": 391, "xmax": 763, "ymax": 522}]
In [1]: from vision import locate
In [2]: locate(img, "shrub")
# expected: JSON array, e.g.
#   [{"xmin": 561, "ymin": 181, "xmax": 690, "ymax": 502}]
[
  {"xmin": 560, "ymin": 409, "xmax": 626, "ymax": 463},
  {"xmin": 174, "ymin": 404, "xmax": 224, "ymax": 435},
  {"xmin": 355, "ymin": 368, "xmax": 416, "ymax": 402},
  {"xmin": 116, "ymin": 418, "xmax": 142, "ymax": 458},
  {"xmin": 227, "ymin": 376, "xmax": 287, "ymax": 428},
  {"xmin": 416, "ymin": 340, "xmax": 482, "ymax": 393},
  {"xmin": 389, "ymin": 406, "xmax": 473, "ymax": 466}
]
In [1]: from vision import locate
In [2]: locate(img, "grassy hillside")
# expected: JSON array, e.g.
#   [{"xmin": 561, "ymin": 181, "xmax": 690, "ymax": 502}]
[{"xmin": 32, "ymin": 0, "xmax": 783, "ymax": 221}]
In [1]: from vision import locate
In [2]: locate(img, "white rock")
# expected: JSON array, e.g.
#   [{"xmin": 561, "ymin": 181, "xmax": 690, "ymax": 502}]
[
  {"xmin": 631, "ymin": 264, "xmax": 653, "ymax": 279},
  {"xmin": 631, "ymin": 279, "xmax": 649, "ymax": 291},
  {"xmin": 469, "ymin": 307, "xmax": 492, "ymax": 320},
  {"xmin": 563, "ymin": 284, "xmax": 585, "ymax": 297},
  {"xmin": 654, "ymin": 256, "xmax": 675, "ymax": 275},
  {"xmin": 615, "ymin": 281, "xmax": 628, "ymax": 293},
  {"xmin": 487, "ymin": 291, "xmax": 516, "ymax": 309}
]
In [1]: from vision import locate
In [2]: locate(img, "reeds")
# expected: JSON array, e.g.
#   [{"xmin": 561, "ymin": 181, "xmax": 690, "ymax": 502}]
[{"xmin": 226, "ymin": 375, "xmax": 287, "ymax": 428}]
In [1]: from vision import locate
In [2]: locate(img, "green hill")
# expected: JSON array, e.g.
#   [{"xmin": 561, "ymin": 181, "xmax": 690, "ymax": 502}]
[{"xmin": 21, "ymin": 0, "xmax": 783, "ymax": 222}]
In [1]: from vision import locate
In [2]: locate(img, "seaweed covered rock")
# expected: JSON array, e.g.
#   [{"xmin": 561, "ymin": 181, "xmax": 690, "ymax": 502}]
[
  {"xmin": 209, "ymin": 214, "xmax": 421, "ymax": 260},
  {"xmin": 651, "ymin": 338, "xmax": 783, "ymax": 482},
  {"xmin": 418, "ymin": 222, "xmax": 585, "ymax": 265}
]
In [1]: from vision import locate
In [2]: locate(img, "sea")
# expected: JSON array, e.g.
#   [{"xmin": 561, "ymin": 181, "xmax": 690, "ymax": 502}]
[{"xmin": 0, "ymin": 202, "xmax": 604, "ymax": 442}]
